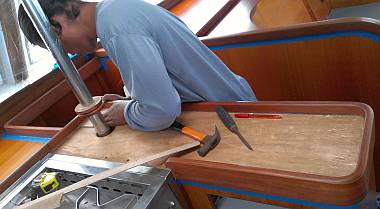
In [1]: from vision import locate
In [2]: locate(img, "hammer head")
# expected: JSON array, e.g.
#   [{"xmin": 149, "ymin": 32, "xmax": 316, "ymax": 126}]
[{"xmin": 197, "ymin": 126, "xmax": 221, "ymax": 157}]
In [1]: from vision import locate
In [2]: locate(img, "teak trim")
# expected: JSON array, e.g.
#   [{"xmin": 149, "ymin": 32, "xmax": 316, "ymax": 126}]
[{"xmin": 196, "ymin": 0, "xmax": 240, "ymax": 37}]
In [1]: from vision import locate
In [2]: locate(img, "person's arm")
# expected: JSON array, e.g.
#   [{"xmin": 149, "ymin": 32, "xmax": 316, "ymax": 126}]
[{"xmin": 104, "ymin": 34, "xmax": 181, "ymax": 131}]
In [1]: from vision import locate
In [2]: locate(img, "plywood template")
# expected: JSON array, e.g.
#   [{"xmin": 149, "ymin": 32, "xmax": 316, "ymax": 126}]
[
  {"xmin": 55, "ymin": 119, "xmax": 196, "ymax": 162},
  {"xmin": 56, "ymin": 111, "xmax": 364, "ymax": 177},
  {"xmin": 179, "ymin": 112, "xmax": 364, "ymax": 177}
]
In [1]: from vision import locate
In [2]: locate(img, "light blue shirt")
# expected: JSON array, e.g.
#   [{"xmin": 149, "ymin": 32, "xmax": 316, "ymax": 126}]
[{"xmin": 96, "ymin": 0, "xmax": 256, "ymax": 131}]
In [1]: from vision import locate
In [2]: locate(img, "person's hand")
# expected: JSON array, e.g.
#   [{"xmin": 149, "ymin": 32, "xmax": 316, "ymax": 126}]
[
  {"xmin": 101, "ymin": 94, "xmax": 130, "ymax": 127},
  {"xmin": 101, "ymin": 101, "xmax": 128, "ymax": 127}
]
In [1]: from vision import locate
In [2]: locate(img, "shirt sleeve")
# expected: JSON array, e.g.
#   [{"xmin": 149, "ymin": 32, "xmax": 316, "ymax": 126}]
[{"xmin": 104, "ymin": 34, "xmax": 181, "ymax": 131}]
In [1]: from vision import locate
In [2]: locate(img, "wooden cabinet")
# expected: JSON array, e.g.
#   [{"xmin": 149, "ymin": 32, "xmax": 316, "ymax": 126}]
[
  {"xmin": 167, "ymin": 102, "xmax": 377, "ymax": 209},
  {"xmin": 330, "ymin": 0, "xmax": 380, "ymax": 8},
  {"xmin": 252, "ymin": 0, "xmax": 331, "ymax": 28}
]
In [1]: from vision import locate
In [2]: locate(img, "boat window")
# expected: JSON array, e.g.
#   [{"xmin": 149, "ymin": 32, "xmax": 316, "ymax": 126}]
[{"xmin": 0, "ymin": 0, "xmax": 57, "ymax": 103}]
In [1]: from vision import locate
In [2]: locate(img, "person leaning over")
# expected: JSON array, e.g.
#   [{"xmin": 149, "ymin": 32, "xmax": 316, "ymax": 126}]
[{"xmin": 18, "ymin": 0, "xmax": 256, "ymax": 131}]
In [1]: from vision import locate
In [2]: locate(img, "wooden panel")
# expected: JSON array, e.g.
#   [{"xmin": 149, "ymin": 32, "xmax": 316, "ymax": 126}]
[
  {"xmin": 175, "ymin": 112, "xmax": 364, "ymax": 177},
  {"xmin": 330, "ymin": 0, "xmax": 380, "ymax": 8},
  {"xmin": 252, "ymin": 0, "xmax": 313, "ymax": 28},
  {"xmin": 39, "ymin": 74, "xmax": 107, "ymax": 127},
  {"xmin": 0, "ymin": 139, "xmax": 44, "ymax": 181},
  {"xmin": 207, "ymin": 0, "xmax": 328, "ymax": 38},
  {"xmin": 0, "ymin": 116, "xmax": 84, "ymax": 194},
  {"xmin": 205, "ymin": 27, "xmax": 380, "ymax": 189},
  {"xmin": 67, "ymin": 108, "xmax": 364, "ymax": 175},
  {"xmin": 4, "ymin": 58, "xmax": 101, "ymax": 127},
  {"xmin": 212, "ymin": 36, "xmax": 380, "ymax": 101},
  {"xmin": 183, "ymin": 185, "xmax": 216, "ymax": 209},
  {"xmin": 167, "ymin": 102, "xmax": 375, "ymax": 206},
  {"xmin": 4, "ymin": 126, "xmax": 60, "ymax": 138},
  {"xmin": 305, "ymin": 0, "xmax": 331, "ymax": 20},
  {"xmin": 170, "ymin": 0, "xmax": 231, "ymax": 35},
  {"xmin": 54, "ymin": 119, "xmax": 195, "ymax": 162},
  {"xmin": 0, "ymin": 55, "xmax": 86, "ymax": 131}
]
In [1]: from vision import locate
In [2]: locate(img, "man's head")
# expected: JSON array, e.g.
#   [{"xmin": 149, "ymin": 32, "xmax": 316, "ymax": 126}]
[{"xmin": 18, "ymin": 0, "xmax": 98, "ymax": 53}]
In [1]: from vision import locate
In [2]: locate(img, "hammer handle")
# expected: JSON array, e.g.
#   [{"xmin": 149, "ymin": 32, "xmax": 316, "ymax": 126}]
[
  {"xmin": 181, "ymin": 127, "xmax": 206, "ymax": 142},
  {"xmin": 171, "ymin": 121, "xmax": 206, "ymax": 143}
]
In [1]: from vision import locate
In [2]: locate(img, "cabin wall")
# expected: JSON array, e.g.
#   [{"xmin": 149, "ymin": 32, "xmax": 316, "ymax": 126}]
[
  {"xmin": 330, "ymin": 0, "xmax": 380, "ymax": 8},
  {"xmin": 204, "ymin": 25, "xmax": 380, "ymax": 190},
  {"xmin": 0, "ymin": 56, "xmax": 87, "ymax": 132}
]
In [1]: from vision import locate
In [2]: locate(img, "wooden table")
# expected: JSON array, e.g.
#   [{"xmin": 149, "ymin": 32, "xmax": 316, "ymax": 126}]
[{"xmin": 166, "ymin": 102, "xmax": 377, "ymax": 209}]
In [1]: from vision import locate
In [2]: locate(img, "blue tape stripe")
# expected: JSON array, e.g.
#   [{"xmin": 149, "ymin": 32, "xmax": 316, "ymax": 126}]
[
  {"xmin": 1, "ymin": 133, "xmax": 50, "ymax": 143},
  {"xmin": 52, "ymin": 53, "xmax": 78, "ymax": 71},
  {"xmin": 97, "ymin": 56, "xmax": 110, "ymax": 71},
  {"xmin": 177, "ymin": 180, "xmax": 361, "ymax": 209},
  {"xmin": 209, "ymin": 30, "xmax": 380, "ymax": 51},
  {"xmin": 83, "ymin": 53, "xmax": 93, "ymax": 61},
  {"xmin": 97, "ymin": 56, "xmax": 110, "ymax": 61}
]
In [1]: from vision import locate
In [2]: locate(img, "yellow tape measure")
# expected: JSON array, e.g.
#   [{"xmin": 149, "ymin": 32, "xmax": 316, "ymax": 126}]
[{"xmin": 39, "ymin": 172, "xmax": 60, "ymax": 194}]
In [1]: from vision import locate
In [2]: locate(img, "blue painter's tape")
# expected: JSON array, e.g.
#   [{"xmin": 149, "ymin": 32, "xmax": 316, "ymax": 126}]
[
  {"xmin": 209, "ymin": 30, "xmax": 380, "ymax": 51},
  {"xmin": 97, "ymin": 56, "xmax": 110, "ymax": 71},
  {"xmin": 177, "ymin": 180, "xmax": 361, "ymax": 209},
  {"xmin": 52, "ymin": 53, "xmax": 78, "ymax": 71},
  {"xmin": 1, "ymin": 133, "xmax": 50, "ymax": 143},
  {"xmin": 83, "ymin": 53, "xmax": 93, "ymax": 61}
]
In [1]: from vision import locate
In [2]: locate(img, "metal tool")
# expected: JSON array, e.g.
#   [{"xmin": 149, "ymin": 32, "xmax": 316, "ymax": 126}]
[
  {"xmin": 216, "ymin": 106, "xmax": 253, "ymax": 150},
  {"xmin": 171, "ymin": 121, "xmax": 221, "ymax": 157}
]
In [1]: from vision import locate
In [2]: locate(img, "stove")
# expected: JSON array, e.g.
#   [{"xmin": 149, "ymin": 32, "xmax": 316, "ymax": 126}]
[{"xmin": 0, "ymin": 154, "xmax": 183, "ymax": 209}]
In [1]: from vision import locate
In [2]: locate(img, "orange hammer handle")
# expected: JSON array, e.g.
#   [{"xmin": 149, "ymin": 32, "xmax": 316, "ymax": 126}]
[{"xmin": 181, "ymin": 127, "xmax": 206, "ymax": 142}]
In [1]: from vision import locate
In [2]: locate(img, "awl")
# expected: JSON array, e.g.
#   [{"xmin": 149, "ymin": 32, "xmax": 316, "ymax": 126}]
[{"xmin": 215, "ymin": 106, "xmax": 253, "ymax": 150}]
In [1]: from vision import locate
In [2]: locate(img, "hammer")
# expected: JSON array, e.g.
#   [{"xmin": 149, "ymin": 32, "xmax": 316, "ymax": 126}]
[{"xmin": 171, "ymin": 121, "xmax": 221, "ymax": 157}]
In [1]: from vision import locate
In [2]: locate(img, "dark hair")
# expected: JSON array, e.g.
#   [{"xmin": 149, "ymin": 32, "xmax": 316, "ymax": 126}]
[{"xmin": 18, "ymin": 0, "xmax": 83, "ymax": 47}]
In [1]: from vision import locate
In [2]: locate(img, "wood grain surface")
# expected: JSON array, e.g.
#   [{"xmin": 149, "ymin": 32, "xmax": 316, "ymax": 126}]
[
  {"xmin": 0, "ymin": 139, "xmax": 44, "ymax": 181},
  {"xmin": 203, "ymin": 19, "xmax": 380, "ymax": 189},
  {"xmin": 179, "ymin": 112, "xmax": 364, "ymax": 177},
  {"xmin": 330, "ymin": 0, "xmax": 380, "ymax": 8},
  {"xmin": 170, "ymin": 0, "xmax": 231, "ymax": 35},
  {"xmin": 55, "ymin": 110, "xmax": 364, "ymax": 177},
  {"xmin": 167, "ymin": 102, "xmax": 375, "ymax": 206},
  {"xmin": 252, "ymin": 0, "xmax": 313, "ymax": 28},
  {"xmin": 54, "ymin": 119, "xmax": 196, "ymax": 162},
  {"xmin": 305, "ymin": 0, "xmax": 331, "ymax": 20}
]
